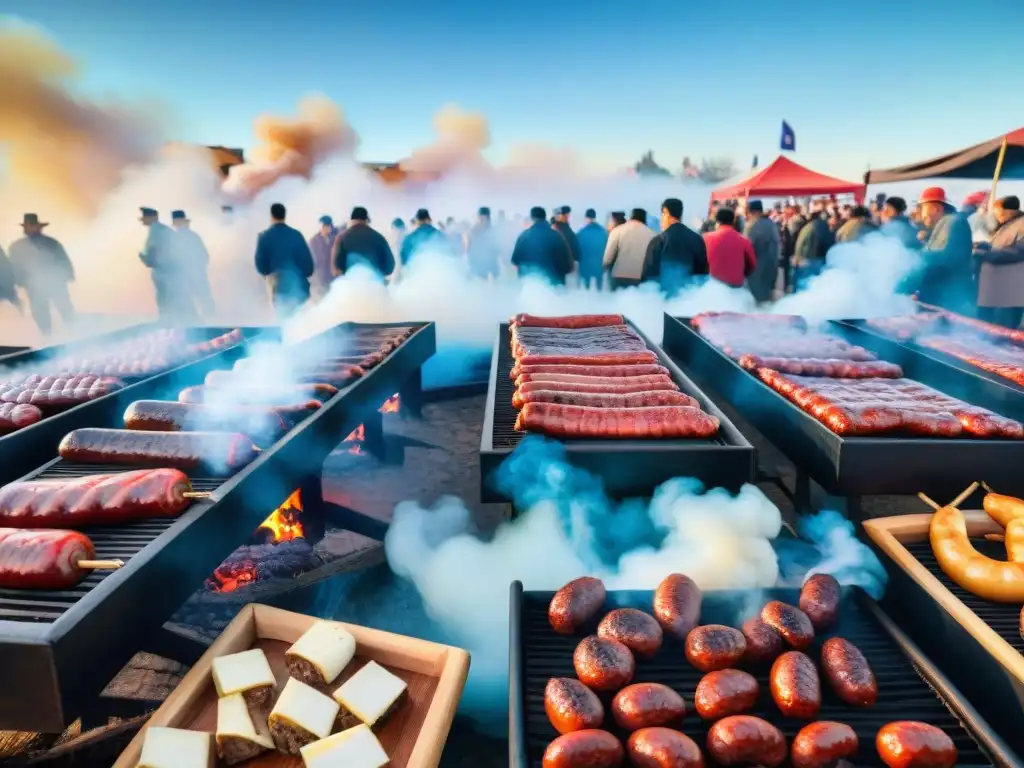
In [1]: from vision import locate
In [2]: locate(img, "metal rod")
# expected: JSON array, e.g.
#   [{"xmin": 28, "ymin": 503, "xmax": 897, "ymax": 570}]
[{"xmin": 78, "ymin": 559, "xmax": 124, "ymax": 570}]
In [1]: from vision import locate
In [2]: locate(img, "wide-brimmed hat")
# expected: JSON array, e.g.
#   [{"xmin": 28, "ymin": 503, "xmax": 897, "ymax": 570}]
[
  {"xmin": 20, "ymin": 213, "xmax": 48, "ymax": 227},
  {"xmin": 919, "ymin": 187, "xmax": 950, "ymax": 205}
]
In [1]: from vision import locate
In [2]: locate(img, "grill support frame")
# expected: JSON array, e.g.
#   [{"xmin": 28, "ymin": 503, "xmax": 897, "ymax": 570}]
[
  {"xmin": 0, "ymin": 320, "xmax": 436, "ymax": 733},
  {"xmin": 480, "ymin": 321, "xmax": 755, "ymax": 503}
]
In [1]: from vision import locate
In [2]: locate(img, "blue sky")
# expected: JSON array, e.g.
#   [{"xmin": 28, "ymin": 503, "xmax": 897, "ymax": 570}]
[{"xmin": 5, "ymin": 0, "xmax": 1023, "ymax": 178}]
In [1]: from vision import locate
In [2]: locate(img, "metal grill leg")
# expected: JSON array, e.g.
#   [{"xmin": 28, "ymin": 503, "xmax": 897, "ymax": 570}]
[
  {"xmin": 399, "ymin": 367, "xmax": 423, "ymax": 418},
  {"xmin": 299, "ymin": 474, "xmax": 327, "ymax": 545},
  {"xmin": 362, "ymin": 409, "xmax": 385, "ymax": 460}
]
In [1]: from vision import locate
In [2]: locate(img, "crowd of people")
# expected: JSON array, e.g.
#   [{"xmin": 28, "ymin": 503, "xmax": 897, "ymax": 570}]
[{"xmin": 3, "ymin": 184, "xmax": 1024, "ymax": 334}]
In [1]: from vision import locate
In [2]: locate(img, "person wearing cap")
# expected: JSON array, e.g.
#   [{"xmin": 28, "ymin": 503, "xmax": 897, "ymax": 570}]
[
  {"xmin": 792, "ymin": 205, "xmax": 834, "ymax": 290},
  {"xmin": 511, "ymin": 206, "xmax": 574, "ymax": 285},
  {"xmin": 170, "ymin": 211, "xmax": 212, "ymax": 318},
  {"xmin": 138, "ymin": 207, "xmax": 187, "ymax": 320},
  {"xmin": 254, "ymin": 203, "xmax": 315, "ymax": 320},
  {"xmin": 903, "ymin": 186, "xmax": 973, "ymax": 313},
  {"xmin": 834, "ymin": 205, "xmax": 878, "ymax": 245},
  {"xmin": 603, "ymin": 208, "xmax": 657, "ymax": 289},
  {"xmin": 878, "ymin": 196, "xmax": 918, "ymax": 250},
  {"xmin": 645, "ymin": 198, "xmax": 708, "ymax": 297},
  {"xmin": 973, "ymin": 195, "xmax": 1024, "ymax": 328},
  {"xmin": 780, "ymin": 204, "xmax": 808, "ymax": 293},
  {"xmin": 465, "ymin": 207, "xmax": 501, "ymax": 281},
  {"xmin": 702, "ymin": 207, "xmax": 757, "ymax": 290},
  {"xmin": 308, "ymin": 215, "xmax": 341, "ymax": 296},
  {"xmin": 400, "ymin": 209, "xmax": 450, "ymax": 268},
  {"xmin": 552, "ymin": 206, "xmax": 581, "ymax": 275},
  {"xmin": 742, "ymin": 200, "xmax": 779, "ymax": 302},
  {"xmin": 6, "ymin": 213, "xmax": 75, "ymax": 335},
  {"xmin": 576, "ymin": 208, "xmax": 607, "ymax": 289},
  {"xmin": 331, "ymin": 207, "xmax": 395, "ymax": 280}
]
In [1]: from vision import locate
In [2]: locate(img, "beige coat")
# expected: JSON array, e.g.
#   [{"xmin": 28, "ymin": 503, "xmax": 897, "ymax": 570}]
[
  {"xmin": 977, "ymin": 213, "xmax": 1024, "ymax": 308},
  {"xmin": 603, "ymin": 220, "xmax": 657, "ymax": 280}
]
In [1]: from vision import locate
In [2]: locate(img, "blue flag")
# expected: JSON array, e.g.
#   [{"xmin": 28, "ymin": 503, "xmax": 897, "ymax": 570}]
[
  {"xmin": 751, "ymin": 154, "xmax": 759, "ymax": 168},
  {"xmin": 780, "ymin": 121, "xmax": 796, "ymax": 151}
]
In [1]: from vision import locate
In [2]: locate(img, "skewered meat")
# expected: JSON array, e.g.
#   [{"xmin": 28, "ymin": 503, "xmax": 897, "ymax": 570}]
[
  {"xmin": 178, "ymin": 384, "xmax": 335, "ymax": 406},
  {"xmin": 516, "ymin": 403, "xmax": 719, "ymax": 439},
  {"xmin": 0, "ymin": 528, "xmax": 98, "ymax": 589},
  {"xmin": 549, "ymin": 577, "xmax": 606, "ymax": 634},
  {"xmin": 652, "ymin": 573, "xmax": 702, "ymax": 639},
  {"xmin": 59, "ymin": 428, "xmax": 257, "ymax": 475},
  {"xmin": 0, "ymin": 468, "xmax": 193, "ymax": 527},
  {"xmin": 511, "ymin": 313, "xmax": 625, "ymax": 328},
  {"xmin": 510, "ymin": 363, "xmax": 670, "ymax": 380},
  {"xmin": 124, "ymin": 400, "xmax": 287, "ymax": 442},
  {"xmin": 516, "ymin": 390, "xmax": 698, "ymax": 409},
  {"xmin": 0, "ymin": 402, "xmax": 43, "ymax": 434}
]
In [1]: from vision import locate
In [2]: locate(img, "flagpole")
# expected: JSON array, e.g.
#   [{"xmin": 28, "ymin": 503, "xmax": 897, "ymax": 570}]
[{"xmin": 990, "ymin": 137, "xmax": 1009, "ymax": 202}]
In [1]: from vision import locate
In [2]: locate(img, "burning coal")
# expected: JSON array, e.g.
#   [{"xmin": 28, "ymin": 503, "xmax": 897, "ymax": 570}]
[{"xmin": 384, "ymin": 436, "xmax": 886, "ymax": 731}]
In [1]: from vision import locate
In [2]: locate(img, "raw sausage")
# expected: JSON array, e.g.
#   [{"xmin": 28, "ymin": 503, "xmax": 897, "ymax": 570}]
[
  {"xmin": 542, "ymin": 730, "xmax": 623, "ymax": 768},
  {"xmin": 510, "ymin": 363, "xmax": 670, "ymax": 380},
  {"xmin": 760, "ymin": 601, "xmax": 815, "ymax": 649},
  {"xmin": 549, "ymin": 577, "xmax": 606, "ymax": 634},
  {"xmin": 124, "ymin": 400, "xmax": 287, "ymax": 443},
  {"xmin": 693, "ymin": 670, "xmax": 759, "ymax": 720},
  {"xmin": 685, "ymin": 625, "xmax": 746, "ymax": 672},
  {"xmin": 821, "ymin": 637, "xmax": 877, "ymax": 706},
  {"xmin": 597, "ymin": 609, "xmax": 663, "ymax": 659},
  {"xmin": 58, "ymin": 428, "xmax": 257, "ymax": 476},
  {"xmin": 178, "ymin": 384, "xmax": 336, "ymax": 405},
  {"xmin": 516, "ymin": 373, "xmax": 677, "ymax": 388},
  {"xmin": 740, "ymin": 618, "xmax": 783, "ymax": 664},
  {"xmin": 0, "ymin": 374, "xmax": 124, "ymax": 412},
  {"xmin": 791, "ymin": 722, "xmax": 858, "ymax": 768},
  {"xmin": 653, "ymin": 574, "xmax": 701, "ymax": 639},
  {"xmin": 516, "ymin": 403, "xmax": 720, "ymax": 439},
  {"xmin": 516, "ymin": 352, "xmax": 660, "ymax": 367},
  {"xmin": 0, "ymin": 469, "xmax": 193, "ymax": 527},
  {"xmin": 706, "ymin": 716, "xmax": 786, "ymax": 767},
  {"xmin": 626, "ymin": 728, "xmax": 703, "ymax": 768},
  {"xmin": 0, "ymin": 528, "xmax": 97, "ymax": 589},
  {"xmin": 0, "ymin": 402, "xmax": 43, "ymax": 434},
  {"xmin": 573, "ymin": 636, "xmax": 635, "ymax": 692},
  {"xmin": 516, "ymin": 390, "xmax": 698, "ymax": 409},
  {"xmin": 876, "ymin": 722, "xmax": 956, "ymax": 768},
  {"xmin": 513, "ymin": 380, "xmax": 680, "ymax": 408},
  {"xmin": 799, "ymin": 573, "xmax": 841, "ymax": 630},
  {"xmin": 610, "ymin": 683, "xmax": 685, "ymax": 731},
  {"xmin": 770, "ymin": 651, "xmax": 820, "ymax": 719},
  {"xmin": 512, "ymin": 313, "xmax": 625, "ymax": 329},
  {"xmin": 544, "ymin": 678, "xmax": 604, "ymax": 735}
]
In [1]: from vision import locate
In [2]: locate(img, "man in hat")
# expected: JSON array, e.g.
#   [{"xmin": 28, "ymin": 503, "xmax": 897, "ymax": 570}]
[
  {"xmin": 552, "ymin": 206, "xmax": 580, "ymax": 276},
  {"xmin": 308, "ymin": 215, "xmax": 341, "ymax": 297},
  {"xmin": 171, "ymin": 210, "xmax": 212, "ymax": 318},
  {"xmin": 399, "ymin": 209, "xmax": 449, "ymax": 269},
  {"xmin": 331, "ymin": 207, "xmax": 395, "ymax": 279},
  {"xmin": 879, "ymin": 196, "xmax": 919, "ymax": 251},
  {"xmin": 973, "ymin": 195, "xmax": 1024, "ymax": 328},
  {"xmin": 139, "ymin": 207, "xmax": 190, "ymax": 320},
  {"xmin": 8, "ymin": 213, "xmax": 76, "ymax": 335},
  {"xmin": 254, "ymin": 203, "xmax": 315, "ymax": 320},
  {"xmin": 575, "ymin": 208, "xmax": 608, "ymax": 289},
  {"xmin": 742, "ymin": 200, "xmax": 779, "ymax": 302},
  {"xmin": 903, "ymin": 187, "xmax": 974, "ymax": 313},
  {"xmin": 465, "ymin": 206, "xmax": 501, "ymax": 280}
]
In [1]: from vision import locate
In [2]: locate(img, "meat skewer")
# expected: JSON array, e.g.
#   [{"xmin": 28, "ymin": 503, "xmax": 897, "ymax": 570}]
[
  {"xmin": 59, "ymin": 428, "xmax": 258, "ymax": 475},
  {"xmin": 515, "ymin": 402, "xmax": 720, "ymax": 439},
  {"xmin": 124, "ymin": 400, "xmax": 288, "ymax": 442},
  {"xmin": 179, "ymin": 384, "xmax": 333, "ymax": 406},
  {"xmin": 0, "ymin": 529, "xmax": 123, "ymax": 589}
]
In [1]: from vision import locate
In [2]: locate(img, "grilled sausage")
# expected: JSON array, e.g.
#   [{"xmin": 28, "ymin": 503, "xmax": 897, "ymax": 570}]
[
  {"xmin": 178, "ymin": 383, "xmax": 337, "ymax": 406},
  {"xmin": 799, "ymin": 573, "xmax": 841, "ymax": 630},
  {"xmin": 791, "ymin": 722, "xmax": 858, "ymax": 768},
  {"xmin": 876, "ymin": 722, "xmax": 957, "ymax": 768},
  {"xmin": 515, "ymin": 403, "xmax": 720, "ymax": 439},
  {"xmin": 0, "ymin": 528, "xmax": 97, "ymax": 589},
  {"xmin": 685, "ymin": 625, "xmax": 746, "ymax": 672},
  {"xmin": 542, "ymin": 730, "xmax": 624, "ymax": 768},
  {"xmin": 549, "ymin": 577, "xmax": 606, "ymax": 635},
  {"xmin": 124, "ymin": 400, "xmax": 287, "ymax": 443},
  {"xmin": 573, "ymin": 636, "xmax": 635, "ymax": 692},
  {"xmin": 0, "ymin": 402, "xmax": 43, "ymax": 434},
  {"xmin": 545, "ymin": 678, "xmax": 604, "ymax": 735},
  {"xmin": 821, "ymin": 637, "xmax": 877, "ymax": 706},
  {"xmin": 653, "ymin": 574, "xmax": 702, "ymax": 640},
  {"xmin": 770, "ymin": 651, "xmax": 821, "ymax": 719},
  {"xmin": 693, "ymin": 670, "xmax": 759, "ymax": 720},
  {"xmin": 626, "ymin": 728, "xmax": 704, "ymax": 768},
  {"xmin": 58, "ymin": 428, "xmax": 257, "ymax": 476},
  {"xmin": 610, "ymin": 683, "xmax": 685, "ymax": 732},
  {"xmin": 760, "ymin": 601, "xmax": 815, "ymax": 650},
  {"xmin": 706, "ymin": 716, "xmax": 787, "ymax": 767},
  {"xmin": 597, "ymin": 609, "xmax": 663, "ymax": 659},
  {"xmin": 740, "ymin": 618, "xmax": 783, "ymax": 664}
]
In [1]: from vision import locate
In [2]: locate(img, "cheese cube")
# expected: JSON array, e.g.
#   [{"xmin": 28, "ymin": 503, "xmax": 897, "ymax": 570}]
[
  {"xmin": 216, "ymin": 693, "xmax": 274, "ymax": 764},
  {"xmin": 211, "ymin": 648, "xmax": 276, "ymax": 705},
  {"xmin": 269, "ymin": 677, "xmax": 340, "ymax": 752},
  {"xmin": 138, "ymin": 726, "xmax": 213, "ymax": 768},
  {"xmin": 300, "ymin": 724, "xmax": 389, "ymax": 768},
  {"xmin": 333, "ymin": 661, "xmax": 407, "ymax": 727},
  {"xmin": 285, "ymin": 621, "xmax": 356, "ymax": 685}
]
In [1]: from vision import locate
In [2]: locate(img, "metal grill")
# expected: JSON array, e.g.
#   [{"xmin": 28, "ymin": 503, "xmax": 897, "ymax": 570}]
[{"xmin": 510, "ymin": 585, "xmax": 998, "ymax": 767}]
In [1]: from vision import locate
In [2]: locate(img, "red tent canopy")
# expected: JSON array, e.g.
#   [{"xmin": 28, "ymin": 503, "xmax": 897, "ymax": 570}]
[{"xmin": 710, "ymin": 156, "xmax": 866, "ymax": 202}]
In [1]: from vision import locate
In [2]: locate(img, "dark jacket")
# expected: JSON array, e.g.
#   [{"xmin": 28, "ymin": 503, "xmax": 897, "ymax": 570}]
[
  {"xmin": 645, "ymin": 221, "xmax": 709, "ymax": 295},
  {"xmin": 743, "ymin": 216, "xmax": 780, "ymax": 302},
  {"xmin": 400, "ymin": 224, "xmax": 449, "ymax": 266},
  {"xmin": 781, "ymin": 215, "xmax": 807, "ymax": 259},
  {"xmin": 794, "ymin": 216, "xmax": 833, "ymax": 266},
  {"xmin": 332, "ymin": 223, "xmax": 395, "ymax": 277},
  {"xmin": 834, "ymin": 217, "xmax": 878, "ymax": 244},
  {"xmin": 903, "ymin": 211, "xmax": 973, "ymax": 312},
  {"xmin": 254, "ymin": 222, "xmax": 315, "ymax": 302},
  {"xmin": 975, "ymin": 212, "xmax": 1024, "ymax": 307},
  {"xmin": 7, "ymin": 233, "xmax": 75, "ymax": 292},
  {"xmin": 880, "ymin": 215, "xmax": 919, "ymax": 251},
  {"xmin": 511, "ymin": 221, "xmax": 573, "ymax": 285},
  {"xmin": 552, "ymin": 221, "xmax": 581, "ymax": 270},
  {"xmin": 576, "ymin": 222, "xmax": 608, "ymax": 280},
  {"xmin": 465, "ymin": 222, "xmax": 501, "ymax": 277},
  {"xmin": 0, "ymin": 246, "xmax": 18, "ymax": 306}
]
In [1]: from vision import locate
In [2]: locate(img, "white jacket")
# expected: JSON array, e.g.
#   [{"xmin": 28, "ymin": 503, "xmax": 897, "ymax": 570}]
[{"xmin": 603, "ymin": 220, "xmax": 657, "ymax": 280}]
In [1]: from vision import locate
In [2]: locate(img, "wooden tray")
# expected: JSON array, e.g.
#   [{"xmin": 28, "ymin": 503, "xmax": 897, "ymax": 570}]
[
  {"xmin": 863, "ymin": 511, "xmax": 1024, "ymax": 682},
  {"xmin": 114, "ymin": 604, "xmax": 470, "ymax": 768}
]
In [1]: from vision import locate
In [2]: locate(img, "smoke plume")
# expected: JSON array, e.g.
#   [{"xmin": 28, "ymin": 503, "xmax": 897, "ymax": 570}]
[{"xmin": 384, "ymin": 437, "xmax": 886, "ymax": 731}]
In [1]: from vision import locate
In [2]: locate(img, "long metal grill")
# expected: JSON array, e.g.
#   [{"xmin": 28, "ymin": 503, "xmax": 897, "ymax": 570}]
[
  {"xmin": 905, "ymin": 539, "xmax": 1024, "ymax": 652},
  {"xmin": 516, "ymin": 588, "xmax": 993, "ymax": 767}
]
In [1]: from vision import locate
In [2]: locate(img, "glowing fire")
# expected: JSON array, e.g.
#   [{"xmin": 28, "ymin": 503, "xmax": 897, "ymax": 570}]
[
  {"xmin": 258, "ymin": 489, "xmax": 305, "ymax": 542},
  {"xmin": 380, "ymin": 393, "xmax": 401, "ymax": 413},
  {"xmin": 341, "ymin": 394, "xmax": 399, "ymax": 453},
  {"xmin": 211, "ymin": 563, "xmax": 258, "ymax": 593}
]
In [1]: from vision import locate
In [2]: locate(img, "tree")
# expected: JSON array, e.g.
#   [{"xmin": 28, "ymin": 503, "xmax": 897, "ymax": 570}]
[
  {"xmin": 634, "ymin": 151, "xmax": 671, "ymax": 177},
  {"xmin": 698, "ymin": 157, "xmax": 737, "ymax": 184}
]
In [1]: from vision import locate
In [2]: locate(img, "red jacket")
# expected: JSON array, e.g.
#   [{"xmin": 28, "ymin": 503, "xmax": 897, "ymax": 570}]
[{"xmin": 702, "ymin": 227, "xmax": 757, "ymax": 288}]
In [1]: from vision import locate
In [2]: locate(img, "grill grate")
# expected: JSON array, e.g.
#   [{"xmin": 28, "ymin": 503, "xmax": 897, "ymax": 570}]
[
  {"xmin": 905, "ymin": 539, "xmax": 1024, "ymax": 653},
  {"xmin": 516, "ymin": 588, "xmax": 992, "ymax": 767},
  {"xmin": 492, "ymin": 324, "xmax": 725, "ymax": 449}
]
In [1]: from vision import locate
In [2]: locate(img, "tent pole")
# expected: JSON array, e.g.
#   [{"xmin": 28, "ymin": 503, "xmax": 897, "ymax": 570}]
[{"xmin": 990, "ymin": 137, "xmax": 1009, "ymax": 202}]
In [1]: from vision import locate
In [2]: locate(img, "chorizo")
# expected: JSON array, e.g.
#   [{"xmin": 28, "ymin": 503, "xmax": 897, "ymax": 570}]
[
  {"xmin": 821, "ymin": 637, "xmax": 877, "ymax": 706},
  {"xmin": 791, "ymin": 722, "xmax": 858, "ymax": 768},
  {"xmin": 610, "ymin": 683, "xmax": 685, "ymax": 732},
  {"xmin": 740, "ymin": 618, "xmax": 783, "ymax": 664},
  {"xmin": 693, "ymin": 670, "xmax": 759, "ymax": 721},
  {"xmin": 652, "ymin": 573, "xmax": 702, "ymax": 639},
  {"xmin": 769, "ymin": 651, "xmax": 820, "ymax": 719},
  {"xmin": 760, "ymin": 600, "xmax": 815, "ymax": 649},
  {"xmin": 799, "ymin": 573, "xmax": 841, "ymax": 630},
  {"xmin": 685, "ymin": 625, "xmax": 746, "ymax": 672},
  {"xmin": 543, "ymin": 730, "xmax": 624, "ymax": 768},
  {"xmin": 597, "ymin": 609, "xmax": 663, "ymax": 659},
  {"xmin": 573, "ymin": 636, "xmax": 635, "ymax": 692},
  {"xmin": 876, "ymin": 722, "xmax": 956, "ymax": 768},
  {"xmin": 545, "ymin": 678, "xmax": 604, "ymax": 735},
  {"xmin": 626, "ymin": 728, "xmax": 704, "ymax": 768},
  {"xmin": 549, "ymin": 577, "xmax": 606, "ymax": 635},
  {"xmin": 706, "ymin": 715, "xmax": 786, "ymax": 767}
]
